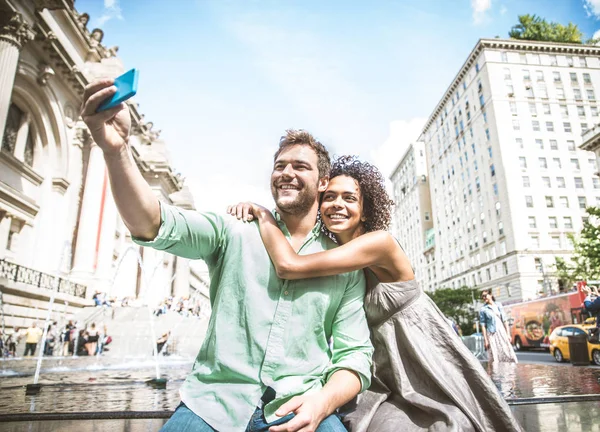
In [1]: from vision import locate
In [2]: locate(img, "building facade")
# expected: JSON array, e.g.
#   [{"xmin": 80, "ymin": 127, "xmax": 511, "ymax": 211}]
[
  {"xmin": 389, "ymin": 142, "xmax": 435, "ymax": 291},
  {"xmin": 0, "ymin": 0, "xmax": 209, "ymax": 330},
  {"xmin": 415, "ymin": 38, "xmax": 600, "ymax": 303}
]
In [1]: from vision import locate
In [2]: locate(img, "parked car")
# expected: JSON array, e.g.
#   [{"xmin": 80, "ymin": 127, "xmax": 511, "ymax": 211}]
[{"xmin": 548, "ymin": 324, "xmax": 600, "ymax": 366}]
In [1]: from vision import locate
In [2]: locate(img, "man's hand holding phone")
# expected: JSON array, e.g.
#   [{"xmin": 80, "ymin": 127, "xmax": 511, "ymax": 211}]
[
  {"xmin": 81, "ymin": 79, "xmax": 131, "ymax": 157},
  {"xmin": 81, "ymin": 69, "xmax": 138, "ymax": 158}
]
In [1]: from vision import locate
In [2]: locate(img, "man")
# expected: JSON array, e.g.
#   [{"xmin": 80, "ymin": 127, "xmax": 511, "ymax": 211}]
[
  {"xmin": 583, "ymin": 285, "xmax": 600, "ymax": 327},
  {"xmin": 23, "ymin": 322, "xmax": 43, "ymax": 357},
  {"xmin": 81, "ymin": 79, "xmax": 373, "ymax": 432}
]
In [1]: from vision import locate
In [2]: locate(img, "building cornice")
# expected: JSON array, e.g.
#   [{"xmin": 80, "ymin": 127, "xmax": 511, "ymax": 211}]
[
  {"xmin": 420, "ymin": 38, "xmax": 600, "ymax": 139},
  {"xmin": 51, "ymin": 176, "xmax": 70, "ymax": 194},
  {"xmin": 34, "ymin": 18, "xmax": 87, "ymax": 95},
  {"xmin": 581, "ymin": 123, "xmax": 600, "ymax": 153},
  {"xmin": 130, "ymin": 146, "xmax": 183, "ymax": 196},
  {"xmin": 0, "ymin": 179, "xmax": 40, "ymax": 221},
  {"xmin": 0, "ymin": 150, "xmax": 44, "ymax": 186}
]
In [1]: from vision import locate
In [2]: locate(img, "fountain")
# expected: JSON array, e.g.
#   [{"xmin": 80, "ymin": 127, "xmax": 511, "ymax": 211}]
[
  {"xmin": 26, "ymin": 242, "xmax": 71, "ymax": 395},
  {"xmin": 23, "ymin": 244, "xmax": 174, "ymax": 393},
  {"xmin": 103, "ymin": 246, "xmax": 167, "ymax": 387}
]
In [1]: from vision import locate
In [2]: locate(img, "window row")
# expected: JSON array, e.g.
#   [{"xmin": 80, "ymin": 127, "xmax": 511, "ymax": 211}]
[
  {"xmin": 500, "ymin": 53, "xmax": 588, "ymax": 68},
  {"xmin": 522, "ymin": 176, "xmax": 600, "ymax": 189},
  {"xmin": 529, "ymin": 234, "xmax": 572, "ymax": 249},
  {"xmin": 506, "ymin": 83, "xmax": 595, "ymax": 101},
  {"xmin": 504, "ymin": 69, "xmax": 593, "ymax": 86},
  {"xmin": 519, "ymin": 156, "xmax": 598, "ymax": 172},
  {"xmin": 528, "ymin": 216, "xmax": 575, "ymax": 229},
  {"xmin": 513, "ymin": 119, "xmax": 589, "ymax": 133},
  {"xmin": 510, "ymin": 101, "xmax": 598, "ymax": 118},
  {"xmin": 515, "ymin": 137, "xmax": 591, "ymax": 154},
  {"xmin": 525, "ymin": 195, "xmax": 600, "ymax": 208}
]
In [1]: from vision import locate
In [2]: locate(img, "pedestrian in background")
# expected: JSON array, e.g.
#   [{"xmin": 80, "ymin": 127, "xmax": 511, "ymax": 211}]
[
  {"xmin": 582, "ymin": 285, "xmax": 600, "ymax": 341},
  {"xmin": 479, "ymin": 290, "xmax": 518, "ymax": 364},
  {"xmin": 85, "ymin": 323, "xmax": 99, "ymax": 356},
  {"xmin": 23, "ymin": 322, "xmax": 43, "ymax": 357}
]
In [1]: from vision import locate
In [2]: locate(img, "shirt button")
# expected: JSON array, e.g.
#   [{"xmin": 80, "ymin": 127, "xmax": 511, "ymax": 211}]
[{"xmin": 284, "ymin": 291, "xmax": 289, "ymax": 296}]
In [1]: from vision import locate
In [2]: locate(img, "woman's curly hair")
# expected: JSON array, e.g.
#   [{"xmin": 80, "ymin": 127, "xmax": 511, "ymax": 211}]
[{"xmin": 322, "ymin": 155, "xmax": 394, "ymax": 235}]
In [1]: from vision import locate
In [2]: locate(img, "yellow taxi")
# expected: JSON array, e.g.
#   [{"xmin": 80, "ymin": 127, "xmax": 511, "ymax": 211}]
[{"xmin": 548, "ymin": 321, "xmax": 600, "ymax": 366}]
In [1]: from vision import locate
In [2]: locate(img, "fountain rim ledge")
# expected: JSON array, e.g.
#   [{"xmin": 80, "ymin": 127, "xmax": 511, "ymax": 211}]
[{"xmin": 2, "ymin": 394, "xmax": 600, "ymax": 422}]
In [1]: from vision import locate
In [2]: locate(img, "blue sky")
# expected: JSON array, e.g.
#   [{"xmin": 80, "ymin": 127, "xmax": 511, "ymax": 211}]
[{"xmin": 76, "ymin": 0, "xmax": 600, "ymax": 211}]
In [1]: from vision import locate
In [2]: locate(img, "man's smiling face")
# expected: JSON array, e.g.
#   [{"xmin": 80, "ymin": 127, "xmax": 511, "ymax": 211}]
[{"xmin": 271, "ymin": 144, "xmax": 326, "ymax": 216}]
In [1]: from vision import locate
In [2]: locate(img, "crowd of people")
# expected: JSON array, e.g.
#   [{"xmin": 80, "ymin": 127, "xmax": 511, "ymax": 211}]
[
  {"xmin": 153, "ymin": 295, "xmax": 206, "ymax": 319},
  {"xmin": 0, "ymin": 320, "xmax": 112, "ymax": 358},
  {"xmin": 92, "ymin": 290, "xmax": 135, "ymax": 308}
]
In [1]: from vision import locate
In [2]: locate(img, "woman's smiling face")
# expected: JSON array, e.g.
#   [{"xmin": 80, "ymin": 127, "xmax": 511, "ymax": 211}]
[{"xmin": 320, "ymin": 175, "xmax": 366, "ymax": 243}]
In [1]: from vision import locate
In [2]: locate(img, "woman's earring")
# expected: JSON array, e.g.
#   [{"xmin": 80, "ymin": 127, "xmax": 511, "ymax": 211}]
[{"xmin": 360, "ymin": 216, "xmax": 366, "ymax": 222}]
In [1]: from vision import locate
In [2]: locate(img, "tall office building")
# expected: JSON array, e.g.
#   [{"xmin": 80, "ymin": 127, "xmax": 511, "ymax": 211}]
[
  {"xmin": 390, "ymin": 142, "xmax": 435, "ymax": 291},
  {"xmin": 414, "ymin": 38, "xmax": 600, "ymax": 302}
]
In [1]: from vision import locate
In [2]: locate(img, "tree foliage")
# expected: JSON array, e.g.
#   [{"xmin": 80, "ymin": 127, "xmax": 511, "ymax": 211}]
[
  {"xmin": 427, "ymin": 286, "xmax": 479, "ymax": 336},
  {"xmin": 554, "ymin": 206, "xmax": 600, "ymax": 286},
  {"xmin": 509, "ymin": 14, "xmax": 584, "ymax": 44}
]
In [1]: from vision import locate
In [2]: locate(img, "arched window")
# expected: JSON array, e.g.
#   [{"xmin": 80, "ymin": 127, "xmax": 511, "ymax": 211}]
[
  {"xmin": 1, "ymin": 103, "xmax": 22, "ymax": 154},
  {"xmin": 1, "ymin": 103, "xmax": 38, "ymax": 167}
]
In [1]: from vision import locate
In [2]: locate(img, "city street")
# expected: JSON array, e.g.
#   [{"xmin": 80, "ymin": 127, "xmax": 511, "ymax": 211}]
[{"xmin": 516, "ymin": 350, "xmax": 600, "ymax": 367}]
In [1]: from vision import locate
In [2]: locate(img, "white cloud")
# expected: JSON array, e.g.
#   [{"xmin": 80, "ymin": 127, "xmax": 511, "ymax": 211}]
[
  {"xmin": 584, "ymin": 0, "xmax": 600, "ymax": 18},
  {"xmin": 371, "ymin": 118, "xmax": 427, "ymax": 178},
  {"xmin": 471, "ymin": 0, "xmax": 492, "ymax": 25},
  {"xmin": 499, "ymin": 5, "xmax": 507, "ymax": 15},
  {"xmin": 94, "ymin": 0, "xmax": 123, "ymax": 27},
  {"xmin": 593, "ymin": 29, "xmax": 600, "ymax": 42}
]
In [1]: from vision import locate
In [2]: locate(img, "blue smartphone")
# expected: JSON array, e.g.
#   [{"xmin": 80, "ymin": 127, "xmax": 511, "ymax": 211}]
[{"xmin": 96, "ymin": 68, "xmax": 139, "ymax": 112}]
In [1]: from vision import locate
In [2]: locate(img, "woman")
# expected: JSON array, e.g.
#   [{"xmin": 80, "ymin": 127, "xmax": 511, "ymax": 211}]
[
  {"xmin": 228, "ymin": 156, "xmax": 522, "ymax": 431},
  {"xmin": 85, "ymin": 323, "xmax": 99, "ymax": 356},
  {"xmin": 479, "ymin": 290, "xmax": 518, "ymax": 365}
]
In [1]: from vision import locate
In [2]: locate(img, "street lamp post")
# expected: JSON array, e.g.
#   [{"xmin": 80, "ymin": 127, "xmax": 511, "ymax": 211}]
[{"xmin": 539, "ymin": 258, "xmax": 551, "ymax": 296}]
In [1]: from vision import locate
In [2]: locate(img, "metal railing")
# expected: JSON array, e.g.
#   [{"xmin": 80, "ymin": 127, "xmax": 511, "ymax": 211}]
[
  {"xmin": 0, "ymin": 259, "xmax": 87, "ymax": 299},
  {"xmin": 462, "ymin": 334, "xmax": 487, "ymax": 360}
]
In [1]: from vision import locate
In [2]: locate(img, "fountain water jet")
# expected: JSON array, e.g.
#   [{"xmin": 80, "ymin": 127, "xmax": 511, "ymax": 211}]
[{"xmin": 26, "ymin": 242, "xmax": 71, "ymax": 395}]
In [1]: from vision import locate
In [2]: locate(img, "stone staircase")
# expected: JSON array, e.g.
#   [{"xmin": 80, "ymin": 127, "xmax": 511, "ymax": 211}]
[{"xmin": 73, "ymin": 306, "xmax": 208, "ymax": 359}]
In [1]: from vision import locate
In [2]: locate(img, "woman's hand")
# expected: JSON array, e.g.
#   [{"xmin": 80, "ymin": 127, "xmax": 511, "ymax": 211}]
[{"xmin": 226, "ymin": 202, "xmax": 269, "ymax": 222}]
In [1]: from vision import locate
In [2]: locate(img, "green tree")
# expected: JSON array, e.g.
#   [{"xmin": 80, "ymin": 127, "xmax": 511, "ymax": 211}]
[
  {"xmin": 554, "ymin": 206, "xmax": 600, "ymax": 286},
  {"xmin": 427, "ymin": 286, "xmax": 479, "ymax": 336},
  {"xmin": 509, "ymin": 14, "xmax": 583, "ymax": 44}
]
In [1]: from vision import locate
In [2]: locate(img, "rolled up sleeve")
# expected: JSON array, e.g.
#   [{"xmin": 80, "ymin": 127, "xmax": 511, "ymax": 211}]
[
  {"xmin": 132, "ymin": 202, "xmax": 226, "ymax": 261},
  {"xmin": 479, "ymin": 310, "xmax": 486, "ymax": 328},
  {"xmin": 325, "ymin": 271, "xmax": 373, "ymax": 392}
]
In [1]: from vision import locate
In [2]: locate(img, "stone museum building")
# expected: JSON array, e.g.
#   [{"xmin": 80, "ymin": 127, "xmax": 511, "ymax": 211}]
[{"xmin": 0, "ymin": 0, "xmax": 209, "ymax": 330}]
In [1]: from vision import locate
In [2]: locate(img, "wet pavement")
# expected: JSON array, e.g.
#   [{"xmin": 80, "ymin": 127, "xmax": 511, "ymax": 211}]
[{"xmin": 0, "ymin": 355, "xmax": 599, "ymax": 431}]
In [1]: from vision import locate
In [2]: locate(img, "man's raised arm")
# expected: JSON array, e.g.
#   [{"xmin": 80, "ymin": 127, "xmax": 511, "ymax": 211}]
[{"xmin": 81, "ymin": 79, "xmax": 160, "ymax": 240}]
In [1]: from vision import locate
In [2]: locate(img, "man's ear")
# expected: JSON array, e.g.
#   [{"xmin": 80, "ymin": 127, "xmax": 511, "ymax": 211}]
[{"xmin": 318, "ymin": 177, "xmax": 329, "ymax": 192}]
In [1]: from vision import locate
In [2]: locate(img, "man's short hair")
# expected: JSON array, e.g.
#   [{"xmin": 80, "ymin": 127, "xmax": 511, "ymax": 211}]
[{"xmin": 274, "ymin": 129, "xmax": 331, "ymax": 179}]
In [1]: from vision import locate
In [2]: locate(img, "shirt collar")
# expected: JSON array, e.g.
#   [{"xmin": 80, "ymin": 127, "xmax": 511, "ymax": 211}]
[{"xmin": 272, "ymin": 209, "xmax": 322, "ymax": 239}]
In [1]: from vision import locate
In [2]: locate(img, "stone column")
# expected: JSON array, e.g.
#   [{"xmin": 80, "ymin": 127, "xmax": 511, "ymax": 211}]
[
  {"xmin": 0, "ymin": 12, "xmax": 34, "ymax": 143},
  {"xmin": 71, "ymin": 142, "xmax": 106, "ymax": 283}
]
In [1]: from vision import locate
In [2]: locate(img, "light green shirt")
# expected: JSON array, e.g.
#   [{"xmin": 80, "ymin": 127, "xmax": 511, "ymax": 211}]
[{"xmin": 134, "ymin": 203, "xmax": 373, "ymax": 431}]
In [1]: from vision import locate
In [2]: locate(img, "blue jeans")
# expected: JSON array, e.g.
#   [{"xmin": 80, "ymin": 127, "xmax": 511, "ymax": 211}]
[{"xmin": 160, "ymin": 402, "xmax": 346, "ymax": 432}]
